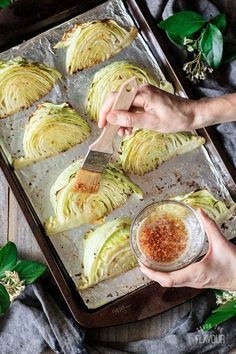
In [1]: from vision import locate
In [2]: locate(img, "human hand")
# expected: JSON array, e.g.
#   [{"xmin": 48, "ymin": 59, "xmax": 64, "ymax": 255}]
[
  {"xmin": 99, "ymin": 84, "xmax": 198, "ymax": 135},
  {"xmin": 139, "ymin": 209, "xmax": 236, "ymax": 292}
]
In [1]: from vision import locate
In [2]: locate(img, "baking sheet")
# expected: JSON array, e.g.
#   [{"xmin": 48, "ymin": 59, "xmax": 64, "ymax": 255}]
[{"xmin": 0, "ymin": 0, "xmax": 236, "ymax": 309}]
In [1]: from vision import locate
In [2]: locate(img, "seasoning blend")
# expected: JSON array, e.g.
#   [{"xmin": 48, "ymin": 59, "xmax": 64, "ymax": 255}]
[{"xmin": 131, "ymin": 201, "xmax": 205, "ymax": 272}]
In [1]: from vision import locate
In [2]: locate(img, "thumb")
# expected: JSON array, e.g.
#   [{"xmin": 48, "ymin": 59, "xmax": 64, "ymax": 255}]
[
  {"xmin": 197, "ymin": 208, "xmax": 227, "ymax": 244},
  {"xmin": 107, "ymin": 110, "xmax": 156, "ymax": 129},
  {"xmin": 197, "ymin": 208, "xmax": 231, "ymax": 263}
]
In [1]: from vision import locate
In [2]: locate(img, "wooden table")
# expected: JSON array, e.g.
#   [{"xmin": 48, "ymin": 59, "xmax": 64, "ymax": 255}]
[{"xmin": 1, "ymin": 168, "xmax": 236, "ymax": 353}]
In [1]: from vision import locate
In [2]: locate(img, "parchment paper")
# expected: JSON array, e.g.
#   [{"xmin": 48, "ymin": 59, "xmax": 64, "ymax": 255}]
[{"xmin": 0, "ymin": 0, "xmax": 235, "ymax": 309}]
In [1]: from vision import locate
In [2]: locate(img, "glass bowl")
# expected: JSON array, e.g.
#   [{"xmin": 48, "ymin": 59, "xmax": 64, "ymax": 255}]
[{"xmin": 130, "ymin": 200, "xmax": 205, "ymax": 272}]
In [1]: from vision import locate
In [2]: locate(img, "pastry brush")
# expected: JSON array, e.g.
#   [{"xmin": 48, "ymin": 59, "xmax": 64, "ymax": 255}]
[{"xmin": 73, "ymin": 77, "xmax": 138, "ymax": 193}]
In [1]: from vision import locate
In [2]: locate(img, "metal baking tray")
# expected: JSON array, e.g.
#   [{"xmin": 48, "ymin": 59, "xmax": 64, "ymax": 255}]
[{"xmin": 0, "ymin": 0, "xmax": 236, "ymax": 327}]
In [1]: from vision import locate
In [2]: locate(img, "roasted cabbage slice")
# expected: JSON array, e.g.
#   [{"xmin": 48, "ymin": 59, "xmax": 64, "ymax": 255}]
[
  {"xmin": 45, "ymin": 160, "xmax": 143, "ymax": 234},
  {"xmin": 172, "ymin": 189, "xmax": 236, "ymax": 225},
  {"xmin": 0, "ymin": 57, "xmax": 61, "ymax": 118},
  {"xmin": 86, "ymin": 61, "xmax": 174, "ymax": 121},
  {"xmin": 54, "ymin": 20, "xmax": 138, "ymax": 73},
  {"xmin": 13, "ymin": 102, "xmax": 90, "ymax": 169},
  {"xmin": 79, "ymin": 217, "xmax": 137, "ymax": 289},
  {"xmin": 119, "ymin": 129, "xmax": 205, "ymax": 175}
]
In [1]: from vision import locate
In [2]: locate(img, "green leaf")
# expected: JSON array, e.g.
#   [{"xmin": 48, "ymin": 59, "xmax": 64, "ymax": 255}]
[
  {"xmin": 199, "ymin": 24, "xmax": 223, "ymax": 68},
  {"xmin": 0, "ymin": 0, "xmax": 11, "ymax": 9},
  {"xmin": 0, "ymin": 284, "xmax": 10, "ymax": 316},
  {"xmin": 13, "ymin": 260, "xmax": 46, "ymax": 285},
  {"xmin": 202, "ymin": 300, "xmax": 236, "ymax": 331},
  {"xmin": 210, "ymin": 13, "xmax": 226, "ymax": 34},
  {"xmin": 222, "ymin": 40, "xmax": 236, "ymax": 63},
  {"xmin": 212, "ymin": 300, "xmax": 236, "ymax": 313},
  {"xmin": 0, "ymin": 242, "xmax": 18, "ymax": 277},
  {"xmin": 158, "ymin": 11, "xmax": 206, "ymax": 37},
  {"xmin": 167, "ymin": 32, "xmax": 185, "ymax": 46},
  {"xmin": 203, "ymin": 311, "xmax": 235, "ymax": 331}
]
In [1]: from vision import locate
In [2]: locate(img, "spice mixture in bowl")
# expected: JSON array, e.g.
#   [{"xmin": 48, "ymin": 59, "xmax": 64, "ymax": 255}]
[{"xmin": 130, "ymin": 201, "xmax": 205, "ymax": 272}]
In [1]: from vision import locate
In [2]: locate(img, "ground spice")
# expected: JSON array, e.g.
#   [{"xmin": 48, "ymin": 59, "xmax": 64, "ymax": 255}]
[{"xmin": 139, "ymin": 212, "xmax": 188, "ymax": 263}]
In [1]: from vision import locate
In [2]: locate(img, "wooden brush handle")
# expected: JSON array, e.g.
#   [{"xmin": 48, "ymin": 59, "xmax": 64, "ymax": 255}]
[{"xmin": 90, "ymin": 77, "xmax": 139, "ymax": 154}]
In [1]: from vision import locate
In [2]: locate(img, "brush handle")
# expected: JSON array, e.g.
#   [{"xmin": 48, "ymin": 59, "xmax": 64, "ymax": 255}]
[{"xmin": 90, "ymin": 77, "xmax": 139, "ymax": 154}]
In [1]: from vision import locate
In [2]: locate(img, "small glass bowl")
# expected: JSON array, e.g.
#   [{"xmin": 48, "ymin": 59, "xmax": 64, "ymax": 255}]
[{"xmin": 130, "ymin": 200, "xmax": 205, "ymax": 272}]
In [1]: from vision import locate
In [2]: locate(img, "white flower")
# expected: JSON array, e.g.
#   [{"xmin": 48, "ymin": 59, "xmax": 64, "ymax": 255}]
[
  {"xmin": 187, "ymin": 45, "xmax": 194, "ymax": 52},
  {"xmin": 183, "ymin": 51, "xmax": 213, "ymax": 83},
  {"xmin": 0, "ymin": 271, "xmax": 25, "ymax": 301},
  {"xmin": 216, "ymin": 291, "xmax": 236, "ymax": 306},
  {"xmin": 183, "ymin": 37, "xmax": 195, "ymax": 45}
]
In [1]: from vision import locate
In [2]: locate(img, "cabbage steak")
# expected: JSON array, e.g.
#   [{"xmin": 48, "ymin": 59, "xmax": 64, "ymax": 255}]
[
  {"xmin": 54, "ymin": 20, "xmax": 137, "ymax": 73},
  {"xmin": 0, "ymin": 57, "xmax": 61, "ymax": 118},
  {"xmin": 119, "ymin": 129, "xmax": 205, "ymax": 175},
  {"xmin": 14, "ymin": 102, "xmax": 90, "ymax": 168},
  {"xmin": 45, "ymin": 160, "xmax": 143, "ymax": 234},
  {"xmin": 79, "ymin": 217, "xmax": 137, "ymax": 289}
]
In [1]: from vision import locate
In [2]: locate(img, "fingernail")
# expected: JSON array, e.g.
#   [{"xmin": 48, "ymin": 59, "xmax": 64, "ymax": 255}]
[
  {"xmin": 118, "ymin": 130, "xmax": 124, "ymax": 137},
  {"xmin": 98, "ymin": 122, "xmax": 102, "ymax": 128}
]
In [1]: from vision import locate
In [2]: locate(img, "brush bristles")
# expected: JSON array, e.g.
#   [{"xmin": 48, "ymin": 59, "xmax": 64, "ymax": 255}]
[{"xmin": 73, "ymin": 169, "xmax": 102, "ymax": 193}]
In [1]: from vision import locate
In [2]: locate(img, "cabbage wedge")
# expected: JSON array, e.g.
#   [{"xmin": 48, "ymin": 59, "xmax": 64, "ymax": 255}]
[
  {"xmin": 13, "ymin": 102, "xmax": 90, "ymax": 169},
  {"xmin": 172, "ymin": 189, "xmax": 236, "ymax": 225},
  {"xmin": 54, "ymin": 20, "xmax": 138, "ymax": 73},
  {"xmin": 119, "ymin": 129, "xmax": 205, "ymax": 175},
  {"xmin": 86, "ymin": 61, "xmax": 174, "ymax": 121},
  {"xmin": 79, "ymin": 218, "xmax": 137, "ymax": 289},
  {"xmin": 45, "ymin": 160, "xmax": 143, "ymax": 234},
  {"xmin": 0, "ymin": 57, "xmax": 61, "ymax": 118}
]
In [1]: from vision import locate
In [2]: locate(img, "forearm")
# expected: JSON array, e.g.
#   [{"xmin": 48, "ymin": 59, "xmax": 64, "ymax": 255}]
[
  {"xmin": 193, "ymin": 93, "xmax": 236, "ymax": 128},
  {"xmin": 100, "ymin": 85, "xmax": 236, "ymax": 133},
  {"xmin": 228, "ymin": 244, "xmax": 236, "ymax": 291}
]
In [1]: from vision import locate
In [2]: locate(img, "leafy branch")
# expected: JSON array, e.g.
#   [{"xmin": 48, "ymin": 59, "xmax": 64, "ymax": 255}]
[
  {"xmin": 203, "ymin": 290, "xmax": 236, "ymax": 331},
  {"xmin": 158, "ymin": 11, "xmax": 236, "ymax": 83},
  {"xmin": 0, "ymin": 241, "xmax": 46, "ymax": 315}
]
